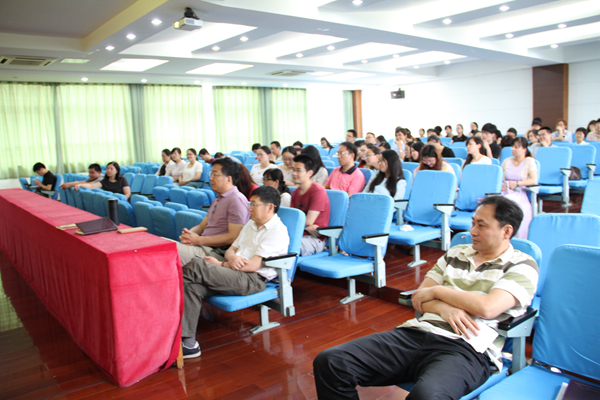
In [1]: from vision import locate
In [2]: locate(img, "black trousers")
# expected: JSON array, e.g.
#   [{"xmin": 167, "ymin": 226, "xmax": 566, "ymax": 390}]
[{"xmin": 313, "ymin": 327, "xmax": 491, "ymax": 400}]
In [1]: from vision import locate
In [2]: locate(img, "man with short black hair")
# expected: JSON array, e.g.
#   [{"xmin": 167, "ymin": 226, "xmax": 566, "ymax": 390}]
[
  {"xmin": 181, "ymin": 185, "xmax": 289, "ymax": 358},
  {"xmin": 32, "ymin": 162, "xmax": 57, "ymax": 196},
  {"xmin": 427, "ymin": 134, "xmax": 455, "ymax": 158},
  {"xmin": 530, "ymin": 126, "xmax": 556, "ymax": 157},
  {"xmin": 481, "ymin": 123, "xmax": 501, "ymax": 159},
  {"xmin": 270, "ymin": 141, "xmax": 282, "ymax": 162},
  {"xmin": 177, "ymin": 158, "xmax": 250, "ymax": 265},
  {"xmin": 314, "ymin": 196, "xmax": 539, "ymax": 400},
  {"xmin": 346, "ymin": 129, "xmax": 357, "ymax": 143},
  {"xmin": 506, "ymin": 128, "xmax": 517, "ymax": 138},
  {"xmin": 252, "ymin": 143, "xmax": 261, "ymax": 155},
  {"xmin": 60, "ymin": 164, "xmax": 104, "ymax": 190},
  {"xmin": 325, "ymin": 141, "xmax": 365, "ymax": 196},
  {"xmin": 531, "ymin": 117, "xmax": 542, "ymax": 130},
  {"xmin": 293, "ymin": 141, "xmax": 304, "ymax": 149},
  {"xmin": 291, "ymin": 154, "xmax": 330, "ymax": 256}
]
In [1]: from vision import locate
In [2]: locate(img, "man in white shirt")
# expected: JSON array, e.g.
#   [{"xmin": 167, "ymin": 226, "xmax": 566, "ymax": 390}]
[{"xmin": 180, "ymin": 186, "xmax": 289, "ymax": 358}]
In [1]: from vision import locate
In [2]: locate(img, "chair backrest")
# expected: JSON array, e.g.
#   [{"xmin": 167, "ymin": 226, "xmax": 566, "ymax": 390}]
[
  {"xmin": 318, "ymin": 148, "xmax": 329, "ymax": 157},
  {"xmin": 450, "ymin": 232, "xmax": 542, "ymax": 268},
  {"xmin": 401, "ymin": 169, "xmax": 412, "ymax": 200},
  {"xmin": 141, "ymin": 174, "xmax": 158, "ymax": 195},
  {"xmin": 72, "ymin": 188, "xmax": 84, "ymax": 209},
  {"xmin": 277, "ymin": 207, "xmax": 306, "ymax": 281},
  {"xmin": 165, "ymin": 202, "xmax": 188, "ymax": 212},
  {"xmin": 80, "ymin": 189, "xmax": 94, "ymax": 212},
  {"xmin": 169, "ymin": 188, "xmax": 189, "ymax": 206},
  {"xmin": 150, "ymin": 206, "xmax": 178, "ymax": 240},
  {"xmin": 535, "ymin": 147, "xmax": 572, "ymax": 185},
  {"xmin": 569, "ymin": 144, "xmax": 596, "ymax": 180},
  {"xmin": 339, "ymin": 193, "xmax": 393, "ymax": 258},
  {"xmin": 91, "ymin": 192, "xmax": 108, "ymax": 217},
  {"xmin": 449, "ymin": 163, "xmax": 461, "ymax": 180},
  {"xmin": 130, "ymin": 174, "xmax": 145, "ymax": 192},
  {"xmin": 325, "ymin": 189, "xmax": 349, "ymax": 227},
  {"xmin": 402, "ymin": 162, "xmax": 419, "ymax": 174},
  {"xmin": 198, "ymin": 188, "xmax": 216, "ymax": 204},
  {"xmin": 588, "ymin": 141, "xmax": 600, "ymax": 175},
  {"xmin": 117, "ymin": 200, "xmax": 136, "ymax": 227},
  {"xmin": 175, "ymin": 210, "xmax": 206, "ymax": 238},
  {"xmin": 528, "ymin": 213, "xmax": 600, "ymax": 296},
  {"xmin": 133, "ymin": 201, "xmax": 158, "ymax": 234},
  {"xmin": 444, "ymin": 157, "xmax": 464, "ymax": 166},
  {"xmin": 200, "ymin": 163, "xmax": 211, "ymax": 183},
  {"xmin": 19, "ymin": 177, "xmax": 29, "ymax": 190},
  {"xmin": 455, "ymin": 164, "xmax": 503, "ymax": 211},
  {"xmin": 533, "ymin": 244, "xmax": 600, "ymax": 381},
  {"xmin": 156, "ymin": 176, "xmax": 173, "ymax": 186},
  {"xmin": 500, "ymin": 146, "xmax": 513, "ymax": 164},
  {"xmin": 359, "ymin": 168, "xmax": 372, "ymax": 184},
  {"xmin": 450, "ymin": 147, "xmax": 468, "ymax": 159},
  {"xmin": 491, "ymin": 158, "xmax": 500, "ymax": 165},
  {"xmin": 152, "ymin": 186, "xmax": 170, "ymax": 205},
  {"xmin": 581, "ymin": 178, "xmax": 600, "ymax": 216},
  {"xmin": 440, "ymin": 137, "xmax": 452, "ymax": 146},
  {"xmin": 65, "ymin": 186, "xmax": 76, "ymax": 206},
  {"xmin": 187, "ymin": 190, "xmax": 210, "ymax": 210},
  {"xmin": 405, "ymin": 170, "xmax": 457, "ymax": 226}
]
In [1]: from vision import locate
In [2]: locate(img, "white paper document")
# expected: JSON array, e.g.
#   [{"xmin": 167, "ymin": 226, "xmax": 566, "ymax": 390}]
[{"xmin": 461, "ymin": 319, "xmax": 499, "ymax": 353}]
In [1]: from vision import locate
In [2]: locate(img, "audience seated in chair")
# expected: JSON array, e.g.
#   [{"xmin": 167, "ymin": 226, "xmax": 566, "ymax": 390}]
[
  {"xmin": 278, "ymin": 146, "xmax": 297, "ymax": 187},
  {"xmin": 75, "ymin": 161, "xmax": 131, "ymax": 200},
  {"xmin": 237, "ymin": 164, "xmax": 259, "ymax": 201},
  {"xmin": 551, "ymin": 118, "xmax": 573, "ymax": 142},
  {"xmin": 530, "ymin": 127, "xmax": 555, "ymax": 157},
  {"xmin": 363, "ymin": 149, "xmax": 406, "ymax": 200},
  {"xmin": 176, "ymin": 148, "xmax": 203, "ymax": 187},
  {"xmin": 463, "ymin": 137, "xmax": 492, "ymax": 168},
  {"xmin": 574, "ymin": 127, "xmax": 590, "ymax": 145},
  {"xmin": 168, "ymin": 147, "xmax": 188, "ymax": 184},
  {"xmin": 32, "ymin": 162, "xmax": 58, "ymax": 197},
  {"xmin": 392, "ymin": 127, "xmax": 410, "ymax": 161},
  {"xmin": 325, "ymin": 141, "xmax": 366, "ymax": 196},
  {"xmin": 176, "ymin": 158, "xmax": 250, "ymax": 265},
  {"xmin": 313, "ymin": 196, "xmax": 539, "ymax": 400},
  {"xmin": 60, "ymin": 163, "xmax": 103, "ymax": 190},
  {"xmin": 270, "ymin": 141, "xmax": 283, "ymax": 162},
  {"xmin": 180, "ymin": 186, "xmax": 289, "ymax": 359},
  {"xmin": 451, "ymin": 124, "xmax": 468, "ymax": 143},
  {"xmin": 414, "ymin": 144, "xmax": 453, "ymax": 175},
  {"xmin": 156, "ymin": 148, "xmax": 175, "ymax": 176},
  {"xmin": 263, "ymin": 168, "xmax": 291, "ymax": 207},
  {"xmin": 345, "ymin": 129, "xmax": 357, "ymax": 144},
  {"xmin": 360, "ymin": 143, "xmax": 381, "ymax": 171},
  {"xmin": 250, "ymin": 145, "xmax": 277, "ymax": 184},
  {"xmin": 199, "ymin": 148, "xmax": 215, "ymax": 164},
  {"xmin": 301, "ymin": 145, "xmax": 329, "ymax": 186},
  {"xmin": 481, "ymin": 123, "xmax": 502, "ymax": 159},
  {"xmin": 291, "ymin": 154, "xmax": 330, "ymax": 256},
  {"xmin": 427, "ymin": 134, "xmax": 455, "ymax": 158},
  {"xmin": 293, "ymin": 140, "xmax": 303, "ymax": 150}
]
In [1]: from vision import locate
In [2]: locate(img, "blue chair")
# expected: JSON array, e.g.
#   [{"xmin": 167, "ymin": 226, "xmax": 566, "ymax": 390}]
[
  {"xmin": 535, "ymin": 146, "xmax": 572, "ymax": 209},
  {"xmin": 187, "ymin": 190, "xmax": 210, "ymax": 210},
  {"xmin": 130, "ymin": 194, "xmax": 148, "ymax": 207},
  {"xmin": 450, "ymin": 146, "xmax": 468, "ymax": 159},
  {"xmin": 80, "ymin": 189, "xmax": 94, "ymax": 213},
  {"xmin": 318, "ymin": 148, "xmax": 329, "ymax": 157},
  {"xmin": 169, "ymin": 188, "xmax": 189, "ymax": 206},
  {"xmin": 359, "ymin": 168, "xmax": 373, "ymax": 184},
  {"xmin": 65, "ymin": 186, "xmax": 76, "ymax": 206},
  {"xmin": 150, "ymin": 206, "xmax": 178, "ymax": 240},
  {"xmin": 123, "ymin": 172, "xmax": 135, "ymax": 185},
  {"xmin": 91, "ymin": 192, "xmax": 110, "ymax": 217},
  {"xmin": 527, "ymin": 213, "xmax": 600, "ymax": 315},
  {"xmin": 499, "ymin": 147, "xmax": 513, "ymax": 164},
  {"xmin": 297, "ymin": 194, "xmax": 393, "ymax": 303},
  {"xmin": 139, "ymin": 174, "xmax": 158, "ymax": 195},
  {"xmin": 402, "ymin": 169, "xmax": 413, "ymax": 200},
  {"xmin": 152, "ymin": 186, "xmax": 170, "ymax": 204},
  {"xmin": 450, "ymin": 165, "xmax": 503, "ymax": 231},
  {"xmin": 568, "ymin": 144, "xmax": 596, "ymax": 193},
  {"xmin": 444, "ymin": 157, "xmax": 465, "ymax": 166},
  {"xmin": 133, "ymin": 200, "xmax": 159, "ymax": 234},
  {"xmin": 449, "ymin": 162, "xmax": 461, "ymax": 180},
  {"xmin": 479, "ymin": 245, "xmax": 600, "ymax": 400},
  {"xmin": 129, "ymin": 174, "xmax": 145, "ymax": 194},
  {"xmin": 198, "ymin": 188, "xmax": 216, "ymax": 204},
  {"xmin": 491, "ymin": 158, "xmax": 500, "ymax": 166},
  {"xmin": 388, "ymin": 170, "xmax": 456, "ymax": 267},
  {"xmin": 156, "ymin": 176, "xmax": 173, "ymax": 186},
  {"xmin": 175, "ymin": 210, "xmax": 206, "ymax": 237},
  {"xmin": 205, "ymin": 207, "xmax": 305, "ymax": 334},
  {"xmin": 19, "ymin": 177, "xmax": 29, "ymax": 190},
  {"xmin": 588, "ymin": 141, "xmax": 600, "ymax": 176},
  {"xmin": 322, "ymin": 159, "xmax": 335, "ymax": 168},
  {"xmin": 402, "ymin": 162, "xmax": 419, "ymax": 174},
  {"xmin": 72, "ymin": 188, "xmax": 84, "ymax": 210},
  {"xmin": 164, "ymin": 202, "xmax": 188, "ymax": 212},
  {"xmin": 117, "ymin": 200, "xmax": 136, "ymax": 227},
  {"xmin": 581, "ymin": 178, "xmax": 600, "ymax": 217}
]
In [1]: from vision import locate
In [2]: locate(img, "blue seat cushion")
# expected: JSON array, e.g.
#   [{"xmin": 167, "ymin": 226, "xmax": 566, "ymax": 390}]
[
  {"xmin": 479, "ymin": 364, "xmax": 571, "ymax": 400},
  {"xmin": 568, "ymin": 179, "xmax": 587, "ymax": 189},
  {"xmin": 299, "ymin": 253, "xmax": 374, "ymax": 278},
  {"xmin": 388, "ymin": 225, "xmax": 441, "ymax": 246},
  {"xmin": 297, "ymin": 250, "xmax": 329, "ymax": 270},
  {"xmin": 205, "ymin": 282, "xmax": 279, "ymax": 312},
  {"xmin": 450, "ymin": 210, "xmax": 473, "ymax": 231},
  {"xmin": 538, "ymin": 185, "xmax": 562, "ymax": 195}
]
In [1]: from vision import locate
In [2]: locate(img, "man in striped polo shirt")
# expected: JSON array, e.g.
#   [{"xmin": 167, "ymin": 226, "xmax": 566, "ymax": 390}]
[{"xmin": 314, "ymin": 196, "xmax": 539, "ymax": 400}]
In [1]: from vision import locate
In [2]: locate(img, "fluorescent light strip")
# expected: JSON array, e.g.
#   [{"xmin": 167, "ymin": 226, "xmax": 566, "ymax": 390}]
[
  {"xmin": 60, "ymin": 58, "xmax": 91, "ymax": 64},
  {"xmin": 186, "ymin": 63, "xmax": 254, "ymax": 75},
  {"xmin": 101, "ymin": 58, "xmax": 168, "ymax": 72},
  {"xmin": 317, "ymin": 72, "xmax": 375, "ymax": 81}
]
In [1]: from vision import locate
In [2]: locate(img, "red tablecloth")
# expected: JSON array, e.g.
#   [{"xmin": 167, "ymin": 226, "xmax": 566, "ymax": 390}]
[{"xmin": 0, "ymin": 189, "xmax": 183, "ymax": 387}]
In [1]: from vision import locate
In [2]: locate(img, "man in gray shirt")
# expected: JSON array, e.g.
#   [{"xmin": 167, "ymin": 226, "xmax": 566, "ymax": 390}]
[{"xmin": 60, "ymin": 163, "xmax": 104, "ymax": 190}]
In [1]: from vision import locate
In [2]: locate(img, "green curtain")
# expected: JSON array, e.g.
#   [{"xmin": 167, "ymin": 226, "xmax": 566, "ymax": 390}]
[
  {"xmin": 213, "ymin": 86, "xmax": 263, "ymax": 153},
  {"xmin": 270, "ymin": 88, "xmax": 308, "ymax": 147},
  {"xmin": 57, "ymin": 84, "xmax": 135, "ymax": 172},
  {"xmin": 0, "ymin": 83, "xmax": 57, "ymax": 179},
  {"xmin": 343, "ymin": 90, "xmax": 354, "ymax": 132},
  {"xmin": 142, "ymin": 85, "xmax": 204, "ymax": 162}
]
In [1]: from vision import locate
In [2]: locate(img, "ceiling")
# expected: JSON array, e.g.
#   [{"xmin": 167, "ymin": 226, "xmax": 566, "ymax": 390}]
[{"xmin": 0, "ymin": 0, "xmax": 599, "ymax": 88}]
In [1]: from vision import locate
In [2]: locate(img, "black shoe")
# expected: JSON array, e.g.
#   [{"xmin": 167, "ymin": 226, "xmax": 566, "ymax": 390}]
[{"xmin": 182, "ymin": 342, "xmax": 201, "ymax": 359}]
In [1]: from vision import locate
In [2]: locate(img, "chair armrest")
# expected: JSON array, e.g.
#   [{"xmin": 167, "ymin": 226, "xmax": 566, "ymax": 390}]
[
  {"xmin": 559, "ymin": 168, "xmax": 571, "ymax": 176},
  {"xmin": 587, "ymin": 164, "xmax": 596, "ymax": 174},
  {"xmin": 497, "ymin": 307, "xmax": 537, "ymax": 337},
  {"xmin": 485, "ymin": 192, "xmax": 501, "ymax": 197},
  {"xmin": 362, "ymin": 233, "xmax": 389, "ymax": 247},
  {"xmin": 394, "ymin": 200, "xmax": 408, "ymax": 226},
  {"xmin": 433, "ymin": 203, "xmax": 454, "ymax": 215},
  {"xmin": 398, "ymin": 290, "xmax": 416, "ymax": 306},
  {"xmin": 524, "ymin": 185, "xmax": 539, "ymax": 194},
  {"xmin": 316, "ymin": 226, "xmax": 343, "ymax": 239},
  {"xmin": 263, "ymin": 253, "xmax": 297, "ymax": 270},
  {"xmin": 41, "ymin": 190, "xmax": 57, "ymax": 196}
]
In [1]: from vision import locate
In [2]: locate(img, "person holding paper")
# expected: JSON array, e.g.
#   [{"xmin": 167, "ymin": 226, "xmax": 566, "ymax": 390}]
[{"xmin": 314, "ymin": 196, "xmax": 539, "ymax": 400}]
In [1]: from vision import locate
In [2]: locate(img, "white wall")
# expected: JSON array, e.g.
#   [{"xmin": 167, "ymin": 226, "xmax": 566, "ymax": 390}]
[
  {"xmin": 306, "ymin": 85, "xmax": 345, "ymax": 145},
  {"xmin": 569, "ymin": 59, "xmax": 600, "ymax": 131},
  {"xmin": 362, "ymin": 68, "xmax": 533, "ymax": 138}
]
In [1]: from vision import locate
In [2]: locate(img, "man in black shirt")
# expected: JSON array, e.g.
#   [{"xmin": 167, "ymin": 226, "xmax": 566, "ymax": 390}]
[
  {"xmin": 427, "ymin": 134, "xmax": 455, "ymax": 158},
  {"xmin": 481, "ymin": 123, "xmax": 502, "ymax": 159},
  {"xmin": 32, "ymin": 162, "xmax": 57, "ymax": 197}
]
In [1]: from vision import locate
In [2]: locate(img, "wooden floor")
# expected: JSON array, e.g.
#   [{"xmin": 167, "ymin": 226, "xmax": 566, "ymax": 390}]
[{"xmin": 0, "ymin": 196, "xmax": 580, "ymax": 399}]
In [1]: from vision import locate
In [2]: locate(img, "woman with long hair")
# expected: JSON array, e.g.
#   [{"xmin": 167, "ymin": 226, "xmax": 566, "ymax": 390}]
[
  {"xmin": 363, "ymin": 150, "xmax": 406, "ymax": 200},
  {"xmin": 320, "ymin": 137, "xmax": 334, "ymax": 151},
  {"xmin": 409, "ymin": 141, "xmax": 424, "ymax": 162},
  {"xmin": 237, "ymin": 164, "xmax": 259, "ymax": 200},
  {"xmin": 362, "ymin": 144, "xmax": 381, "ymax": 171},
  {"xmin": 301, "ymin": 145, "xmax": 329, "ymax": 185},
  {"xmin": 463, "ymin": 137, "xmax": 491, "ymax": 168},
  {"xmin": 414, "ymin": 144, "xmax": 453, "ymax": 175},
  {"xmin": 263, "ymin": 168, "xmax": 291, "ymax": 207}
]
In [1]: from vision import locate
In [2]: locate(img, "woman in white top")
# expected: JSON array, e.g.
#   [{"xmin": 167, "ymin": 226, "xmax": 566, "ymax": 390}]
[
  {"xmin": 156, "ymin": 148, "xmax": 176, "ymax": 176},
  {"xmin": 363, "ymin": 150, "xmax": 406, "ymax": 200},
  {"xmin": 168, "ymin": 147, "xmax": 188, "ymax": 184},
  {"xmin": 575, "ymin": 127, "xmax": 591, "ymax": 145},
  {"xmin": 250, "ymin": 146, "xmax": 277, "ymax": 184},
  {"xmin": 278, "ymin": 146, "xmax": 297, "ymax": 187},
  {"xmin": 462, "ymin": 137, "xmax": 492, "ymax": 169},
  {"xmin": 178, "ymin": 148, "xmax": 203, "ymax": 186},
  {"xmin": 262, "ymin": 168, "xmax": 291, "ymax": 208},
  {"xmin": 301, "ymin": 145, "xmax": 329, "ymax": 186}
]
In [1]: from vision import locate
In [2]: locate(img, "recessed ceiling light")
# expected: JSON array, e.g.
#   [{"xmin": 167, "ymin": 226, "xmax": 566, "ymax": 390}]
[
  {"xmin": 505, "ymin": 33, "xmax": 514, "ymax": 38},
  {"xmin": 296, "ymin": 53, "xmax": 303, "ymax": 58},
  {"xmin": 186, "ymin": 63, "xmax": 254, "ymax": 75},
  {"xmin": 551, "ymin": 44, "xmax": 559, "ymax": 48},
  {"xmin": 101, "ymin": 58, "xmax": 168, "ymax": 72},
  {"xmin": 60, "ymin": 58, "xmax": 90, "ymax": 64},
  {"xmin": 309, "ymin": 71, "xmax": 334, "ymax": 76},
  {"xmin": 444, "ymin": 60, "xmax": 451, "ymax": 65},
  {"xmin": 212, "ymin": 46, "xmax": 220, "ymax": 51},
  {"xmin": 151, "ymin": 19, "xmax": 162, "ymax": 25},
  {"xmin": 141, "ymin": 79, "xmax": 147, "ymax": 83},
  {"xmin": 282, "ymin": 83, "xmax": 288, "ymax": 87},
  {"xmin": 442, "ymin": 18, "xmax": 452, "ymax": 25},
  {"xmin": 361, "ymin": 59, "xmax": 368, "ymax": 64},
  {"xmin": 499, "ymin": 5, "xmax": 510, "ymax": 12},
  {"xmin": 327, "ymin": 45, "xmax": 335, "ymax": 51},
  {"xmin": 81, "ymin": 77, "xmax": 88, "ymax": 82},
  {"xmin": 558, "ymin": 23, "xmax": 567, "ymax": 29},
  {"xmin": 241, "ymin": 82, "xmax": 247, "ymax": 85},
  {"xmin": 194, "ymin": 80, "xmax": 200, "ymax": 84},
  {"xmin": 393, "ymin": 54, "xmax": 400, "ymax": 58},
  {"xmin": 240, "ymin": 36, "xmax": 248, "ymax": 42},
  {"xmin": 126, "ymin": 33, "xmax": 136, "ymax": 40},
  {"xmin": 413, "ymin": 65, "xmax": 420, "ymax": 69},
  {"xmin": 352, "ymin": 0, "xmax": 363, "ymax": 5},
  {"xmin": 105, "ymin": 45, "xmax": 115, "ymax": 51}
]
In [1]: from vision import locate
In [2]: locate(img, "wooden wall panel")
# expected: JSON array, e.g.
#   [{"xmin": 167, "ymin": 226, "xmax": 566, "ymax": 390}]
[
  {"xmin": 351, "ymin": 90, "xmax": 363, "ymax": 138},
  {"xmin": 533, "ymin": 64, "xmax": 568, "ymax": 127}
]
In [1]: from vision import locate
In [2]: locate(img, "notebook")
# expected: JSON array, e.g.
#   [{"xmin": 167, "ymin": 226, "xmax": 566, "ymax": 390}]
[
  {"xmin": 556, "ymin": 380, "xmax": 600, "ymax": 400},
  {"xmin": 75, "ymin": 217, "xmax": 118, "ymax": 235}
]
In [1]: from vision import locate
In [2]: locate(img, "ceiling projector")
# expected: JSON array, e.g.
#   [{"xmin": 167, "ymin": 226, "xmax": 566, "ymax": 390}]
[{"xmin": 174, "ymin": 7, "xmax": 203, "ymax": 30}]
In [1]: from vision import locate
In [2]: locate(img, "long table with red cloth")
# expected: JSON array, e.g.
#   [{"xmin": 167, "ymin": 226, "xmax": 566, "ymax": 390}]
[{"xmin": 0, "ymin": 189, "xmax": 183, "ymax": 387}]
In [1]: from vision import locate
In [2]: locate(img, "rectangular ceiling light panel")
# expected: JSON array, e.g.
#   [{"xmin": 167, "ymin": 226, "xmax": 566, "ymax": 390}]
[
  {"xmin": 317, "ymin": 71, "xmax": 376, "ymax": 81},
  {"xmin": 101, "ymin": 58, "xmax": 168, "ymax": 72},
  {"xmin": 186, "ymin": 63, "xmax": 254, "ymax": 75},
  {"xmin": 392, "ymin": 51, "xmax": 465, "ymax": 68}
]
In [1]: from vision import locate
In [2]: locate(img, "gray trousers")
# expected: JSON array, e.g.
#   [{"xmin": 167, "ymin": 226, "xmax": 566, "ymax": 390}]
[{"xmin": 181, "ymin": 257, "xmax": 267, "ymax": 338}]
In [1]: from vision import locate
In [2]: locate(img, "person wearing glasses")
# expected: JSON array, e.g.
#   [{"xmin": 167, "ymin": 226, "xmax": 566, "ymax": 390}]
[
  {"xmin": 363, "ymin": 149, "xmax": 406, "ymax": 200},
  {"xmin": 263, "ymin": 168, "xmax": 291, "ymax": 208},
  {"xmin": 250, "ymin": 145, "xmax": 278, "ymax": 184},
  {"xmin": 530, "ymin": 126, "xmax": 556, "ymax": 157},
  {"xmin": 180, "ymin": 186, "xmax": 289, "ymax": 359},
  {"xmin": 325, "ymin": 141, "xmax": 366, "ymax": 196},
  {"xmin": 361, "ymin": 144, "xmax": 381, "ymax": 171},
  {"xmin": 177, "ymin": 158, "xmax": 250, "ymax": 265},
  {"xmin": 414, "ymin": 145, "xmax": 453, "ymax": 175},
  {"xmin": 291, "ymin": 154, "xmax": 331, "ymax": 256}
]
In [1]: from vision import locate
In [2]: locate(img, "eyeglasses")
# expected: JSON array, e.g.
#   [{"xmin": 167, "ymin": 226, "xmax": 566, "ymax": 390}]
[
  {"xmin": 292, "ymin": 168, "xmax": 306, "ymax": 173},
  {"xmin": 365, "ymin": 153, "xmax": 377, "ymax": 158},
  {"xmin": 337, "ymin": 151, "xmax": 350, "ymax": 157},
  {"xmin": 209, "ymin": 172, "xmax": 223, "ymax": 178},
  {"xmin": 422, "ymin": 157, "xmax": 437, "ymax": 165},
  {"xmin": 249, "ymin": 202, "xmax": 268, "ymax": 208},
  {"xmin": 263, "ymin": 178, "xmax": 273, "ymax": 182}
]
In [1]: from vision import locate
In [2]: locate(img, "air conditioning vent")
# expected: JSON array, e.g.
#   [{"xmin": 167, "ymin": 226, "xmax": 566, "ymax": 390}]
[
  {"xmin": 0, "ymin": 55, "xmax": 57, "ymax": 67},
  {"xmin": 266, "ymin": 70, "xmax": 311, "ymax": 77}
]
